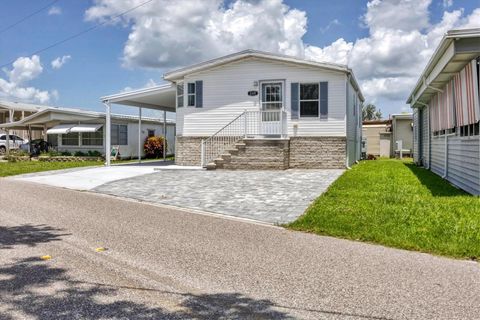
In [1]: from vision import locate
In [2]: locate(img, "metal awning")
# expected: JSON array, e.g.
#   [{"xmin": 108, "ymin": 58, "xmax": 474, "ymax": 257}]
[
  {"xmin": 70, "ymin": 124, "xmax": 103, "ymax": 133},
  {"xmin": 101, "ymin": 83, "xmax": 176, "ymax": 112},
  {"xmin": 46, "ymin": 124, "xmax": 74, "ymax": 134},
  {"xmin": 101, "ymin": 83, "xmax": 176, "ymax": 166}
]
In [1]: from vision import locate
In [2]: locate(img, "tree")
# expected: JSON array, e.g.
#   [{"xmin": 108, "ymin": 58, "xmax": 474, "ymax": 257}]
[{"xmin": 362, "ymin": 104, "xmax": 382, "ymax": 121}]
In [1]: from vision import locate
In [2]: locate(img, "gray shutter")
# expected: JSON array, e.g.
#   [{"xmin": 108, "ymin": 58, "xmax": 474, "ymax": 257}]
[
  {"xmin": 320, "ymin": 82, "xmax": 328, "ymax": 120},
  {"xmin": 291, "ymin": 82, "xmax": 299, "ymax": 119},
  {"xmin": 195, "ymin": 80, "xmax": 203, "ymax": 108}
]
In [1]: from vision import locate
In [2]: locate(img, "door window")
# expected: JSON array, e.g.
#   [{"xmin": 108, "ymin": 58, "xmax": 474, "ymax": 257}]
[{"xmin": 261, "ymin": 82, "xmax": 283, "ymax": 121}]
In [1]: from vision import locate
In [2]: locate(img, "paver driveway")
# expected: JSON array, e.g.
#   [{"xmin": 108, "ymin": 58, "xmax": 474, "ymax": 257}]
[{"xmin": 93, "ymin": 169, "xmax": 343, "ymax": 223}]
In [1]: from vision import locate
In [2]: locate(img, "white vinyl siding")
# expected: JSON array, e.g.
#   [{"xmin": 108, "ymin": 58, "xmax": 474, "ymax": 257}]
[{"xmin": 176, "ymin": 57, "xmax": 347, "ymax": 137}]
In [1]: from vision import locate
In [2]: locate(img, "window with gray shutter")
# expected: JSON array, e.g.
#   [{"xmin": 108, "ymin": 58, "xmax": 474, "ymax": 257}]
[
  {"xmin": 195, "ymin": 80, "xmax": 203, "ymax": 108},
  {"xmin": 299, "ymin": 83, "xmax": 319, "ymax": 117},
  {"xmin": 187, "ymin": 83, "xmax": 196, "ymax": 107},
  {"xmin": 320, "ymin": 82, "xmax": 328, "ymax": 120},
  {"xmin": 291, "ymin": 82, "xmax": 299, "ymax": 119}
]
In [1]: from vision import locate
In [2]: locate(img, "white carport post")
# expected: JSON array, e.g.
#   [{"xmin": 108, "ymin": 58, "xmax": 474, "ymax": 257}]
[
  {"xmin": 5, "ymin": 109, "xmax": 13, "ymax": 156},
  {"xmin": 163, "ymin": 110, "xmax": 166, "ymax": 162},
  {"xmin": 103, "ymin": 101, "xmax": 111, "ymax": 166},
  {"xmin": 138, "ymin": 107, "xmax": 142, "ymax": 163}
]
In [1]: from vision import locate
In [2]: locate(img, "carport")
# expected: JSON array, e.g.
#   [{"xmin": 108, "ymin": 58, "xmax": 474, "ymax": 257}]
[{"xmin": 101, "ymin": 83, "xmax": 176, "ymax": 166}]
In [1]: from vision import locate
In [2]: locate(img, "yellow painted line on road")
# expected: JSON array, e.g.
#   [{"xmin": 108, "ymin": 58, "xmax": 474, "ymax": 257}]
[
  {"xmin": 95, "ymin": 247, "xmax": 108, "ymax": 252},
  {"xmin": 40, "ymin": 255, "xmax": 52, "ymax": 260}
]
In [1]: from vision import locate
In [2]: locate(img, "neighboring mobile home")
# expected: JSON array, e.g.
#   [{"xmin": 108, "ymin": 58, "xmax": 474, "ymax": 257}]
[
  {"xmin": 362, "ymin": 114, "xmax": 413, "ymax": 158},
  {"xmin": 362, "ymin": 119, "xmax": 391, "ymax": 157},
  {"xmin": 0, "ymin": 101, "xmax": 45, "ymax": 140},
  {"xmin": 0, "ymin": 102, "xmax": 175, "ymax": 159},
  {"xmin": 408, "ymin": 28, "xmax": 480, "ymax": 195},
  {"xmin": 102, "ymin": 50, "xmax": 364, "ymax": 169}
]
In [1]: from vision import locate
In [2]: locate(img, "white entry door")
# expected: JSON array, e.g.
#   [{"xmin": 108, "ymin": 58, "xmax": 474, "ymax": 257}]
[{"xmin": 260, "ymin": 82, "xmax": 283, "ymax": 135}]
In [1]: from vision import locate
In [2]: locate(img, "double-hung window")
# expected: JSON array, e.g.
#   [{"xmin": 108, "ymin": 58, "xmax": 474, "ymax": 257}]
[
  {"xmin": 187, "ymin": 82, "xmax": 196, "ymax": 107},
  {"xmin": 111, "ymin": 124, "xmax": 128, "ymax": 145},
  {"xmin": 82, "ymin": 127, "xmax": 103, "ymax": 146},
  {"xmin": 62, "ymin": 132, "xmax": 79, "ymax": 146},
  {"xmin": 176, "ymin": 83, "xmax": 184, "ymax": 108},
  {"xmin": 299, "ymin": 83, "xmax": 319, "ymax": 117}
]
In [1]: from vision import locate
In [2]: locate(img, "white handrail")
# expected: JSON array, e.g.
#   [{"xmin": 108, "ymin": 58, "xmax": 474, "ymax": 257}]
[{"xmin": 201, "ymin": 110, "xmax": 287, "ymax": 167}]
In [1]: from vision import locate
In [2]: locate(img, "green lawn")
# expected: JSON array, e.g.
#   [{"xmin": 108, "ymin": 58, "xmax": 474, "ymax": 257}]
[
  {"xmin": 287, "ymin": 159, "xmax": 480, "ymax": 259},
  {"xmin": 0, "ymin": 161, "xmax": 101, "ymax": 177}
]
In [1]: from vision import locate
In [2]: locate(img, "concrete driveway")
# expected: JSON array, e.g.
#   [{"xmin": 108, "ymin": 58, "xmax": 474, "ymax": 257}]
[
  {"xmin": 1, "ymin": 180, "xmax": 479, "ymax": 319},
  {"xmin": 11, "ymin": 164, "xmax": 343, "ymax": 224}
]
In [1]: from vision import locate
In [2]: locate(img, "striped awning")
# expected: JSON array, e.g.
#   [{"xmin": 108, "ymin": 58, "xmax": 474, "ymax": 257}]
[{"xmin": 430, "ymin": 59, "xmax": 480, "ymax": 131}]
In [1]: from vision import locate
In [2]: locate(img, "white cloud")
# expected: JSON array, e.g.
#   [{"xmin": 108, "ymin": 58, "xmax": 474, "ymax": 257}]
[
  {"xmin": 363, "ymin": 0, "xmax": 431, "ymax": 32},
  {"xmin": 306, "ymin": 1, "xmax": 480, "ymax": 114},
  {"xmin": 320, "ymin": 19, "xmax": 340, "ymax": 33},
  {"xmin": 443, "ymin": 0, "xmax": 453, "ymax": 9},
  {"xmin": 85, "ymin": 0, "xmax": 307, "ymax": 68},
  {"xmin": 85, "ymin": 0, "xmax": 480, "ymax": 115},
  {"xmin": 6, "ymin": 55, "xmax": 43, "ymax": 84},
  {"xmin": 48, "ymin": 6, "xmax": 62, "ymax": 15},
  {"xmin": 0, "ymin": 55, "xmax": 55, "ymax": 104},
  {"xmin": 51, "ymin": 55, "xmax": 71, "ymax": 69},
  {"xmin": 305, "ymin": 38, "xmax": 353, "ymax": 65}
]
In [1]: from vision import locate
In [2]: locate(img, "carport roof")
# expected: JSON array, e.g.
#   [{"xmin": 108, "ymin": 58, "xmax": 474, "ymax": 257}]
[
  {"xmin": 100, "ymin": 83, "xmax": 176, "ymax": 112},
  {"xmin": 0, "ymin": 106, "xmax": 174, "ymax": 130}
]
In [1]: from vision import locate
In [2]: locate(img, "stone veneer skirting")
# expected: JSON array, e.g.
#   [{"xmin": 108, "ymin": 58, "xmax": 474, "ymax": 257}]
[
  {"xmin": 175, "ymin": 135, "xmax": 347, "ymax": 169},
  {"xmin": 175, "ymin": 136, "xmax": 205, "ymax": 166},
  {"xmin": 289, "ymin": 136, "xmax": 346, "ymax": 169}
]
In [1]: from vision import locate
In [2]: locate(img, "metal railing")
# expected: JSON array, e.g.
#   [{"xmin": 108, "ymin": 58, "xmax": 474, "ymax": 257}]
[{"xmin": 201, "ymin": 110, "xmax": 287, "ymax": 167}]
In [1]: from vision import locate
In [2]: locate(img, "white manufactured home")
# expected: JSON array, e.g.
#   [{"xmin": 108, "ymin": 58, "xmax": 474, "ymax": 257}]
[
  {"xmin": 102, "ymin": 50, "xmax": 364, "ymax": 169},
  {"xmin": 408, "ymin": 29, "xmax": 480, "ymax": 195},
  {"xmin": 0, "ymin": 102, "xmax": 175, "ymax": 159}
]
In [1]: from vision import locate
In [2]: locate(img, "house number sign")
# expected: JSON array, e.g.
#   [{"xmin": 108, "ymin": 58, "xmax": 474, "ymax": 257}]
[{"xmin": 248, "ymin": 90, "xmax": 258, "ymax": 96}]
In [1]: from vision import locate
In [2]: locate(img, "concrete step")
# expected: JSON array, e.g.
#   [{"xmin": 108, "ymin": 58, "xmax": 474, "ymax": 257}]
[
  {"xmin": 206, "ymin": 162, "xmax": 217, "ymax": 170},
  {"xmin": 220, "ymin": 154, "xmax": 232, "ymax": 162},
  {"xmin": 225, "ymin": 148, "xmax": 240, "ymax": 155},
  {"xmin": 235, "ymin": 143, "xmax": 246, "ymax": 150}
]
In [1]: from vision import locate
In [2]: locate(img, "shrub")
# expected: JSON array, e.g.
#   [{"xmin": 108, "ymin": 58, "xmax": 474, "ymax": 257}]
[
  {"xmin": 61, "ymin": 151, "xmax": 72, "ymax": 156},
  {"xmin": 144, "ymin": 136, "xmax": 167, "ymax": 158},
  {"xmin": 87, "ymin": 150, "xmax": 102, "ymax": 157},
  {"xmin": 74, "ymin": 151, "xmax": 86, "ymax": 157},
  {"xmin": 40, "ymin": 150, "xmax": 61, "ymax": 157}
]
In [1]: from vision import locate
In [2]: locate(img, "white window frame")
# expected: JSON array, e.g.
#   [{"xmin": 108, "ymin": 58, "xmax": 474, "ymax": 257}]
[
  {"xmin": 187, "ymin": 82, "xmax": 196, "ymax": 107},
  {"xmin": 298, "ymin": 82, "xmax": 320, "ymax": 119},
  {"xmin": 81, "ymin": 128, "xmax": 104, "ymax": 146},
  {"xmin": 259, "ymin": 80, "xmax": 285, "ymax": 111},
  {"xmin": 111, "ymin": 124, "xmax": 128, "ymax": 146},
  {"xmin": 61, "ymin": 132, "xmax": 80, "ymax": 146},
  {"xmin": 176, "ymin": 82, "xmax": 184, "ymax": 108}
]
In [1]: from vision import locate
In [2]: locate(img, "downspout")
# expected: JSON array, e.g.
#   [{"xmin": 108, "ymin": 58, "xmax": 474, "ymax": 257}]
[{"xmin": 345, "ymin": 74, "xmax": 351, "ymax": 169}]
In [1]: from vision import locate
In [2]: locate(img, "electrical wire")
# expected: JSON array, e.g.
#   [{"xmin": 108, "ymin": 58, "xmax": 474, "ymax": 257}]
[
  {"xmin": 0, "ymin": 0, "xmax": 156, "ymax": 69},
  {"xmin": 0, "ymin": 0, "xmax": 61, "ymax": 35}
]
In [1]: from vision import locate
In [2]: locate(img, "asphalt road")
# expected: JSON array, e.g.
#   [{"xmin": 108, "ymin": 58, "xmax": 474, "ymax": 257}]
[{"xmin": 0, "ymin": 179, "xmax": 479, "ymax": 319}]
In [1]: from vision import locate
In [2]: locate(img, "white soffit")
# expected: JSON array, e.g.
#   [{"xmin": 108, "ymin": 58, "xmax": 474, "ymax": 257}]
[
  {"xmin": 70, "ymin": 124, "xmax": 103, "ymax": 133},
  {"xmin": 46, "ymin": 124, "xmax": 74, "ymax": 134}
]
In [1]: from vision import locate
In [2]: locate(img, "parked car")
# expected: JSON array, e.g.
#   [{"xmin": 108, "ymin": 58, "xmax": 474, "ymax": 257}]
[{"xmin": 0, "ymin": 134, "xmax": 27, "ymax": 154}]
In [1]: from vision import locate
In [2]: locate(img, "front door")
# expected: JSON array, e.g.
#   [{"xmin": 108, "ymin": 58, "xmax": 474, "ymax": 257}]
[{"xmin": 260, "ymin": 81, "xmax": 283, "ymax": 135}]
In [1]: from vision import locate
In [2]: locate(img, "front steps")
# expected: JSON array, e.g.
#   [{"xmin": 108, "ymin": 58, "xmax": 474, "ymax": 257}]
[{"xmin": 206, "ymin": 139, "xmax": 290, "ymax": 170}]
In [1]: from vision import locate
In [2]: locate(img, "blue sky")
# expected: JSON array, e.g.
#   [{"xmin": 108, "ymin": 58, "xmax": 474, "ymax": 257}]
[{"xmin": 0, "ymin": 0, "xmax": 479, "ymax": 117}]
